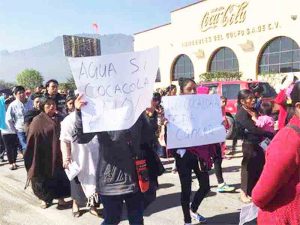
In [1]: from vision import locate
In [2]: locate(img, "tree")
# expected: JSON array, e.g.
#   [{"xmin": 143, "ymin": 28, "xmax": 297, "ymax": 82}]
[
  {"xmin": 59, "ymin": 76, "xmax": 76, "ymax": 95},
  {"xmin": 16, "ymin": 69, "xmax": 44, "ymax": 90},
  {"xmin": 65, "ymin": 76, "xmax": 77, "ymax": 90}
]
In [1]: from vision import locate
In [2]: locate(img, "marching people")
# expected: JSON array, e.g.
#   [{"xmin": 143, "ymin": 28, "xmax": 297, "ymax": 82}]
[
  {"xmin": 0, "ymin": 94, "xmax": 6, "ymax": 163},
  {"xmin": 249, "ymin": 83, "xmax": 264, "ymax": 111},
  {"xmin": 221, "ymin": 96, "xmax": 233, "ymax": 157},
  {"xmin": 31, "ymin": 85, "xmax": 44, "ymax": 99},
  {"xmin": 273, "ymin": 75, "xmax": 298, "ymax": 130},
  {"xmin": 252, "ymin": 82, "xmax": 300, "ymax": 225},
  {"xmin": 24, "ymin": 96, "xmax": 41, "ymax": 134},
  {"xmin": 74, "ymin": 94, "xmax": 155, "ymax": 225},
  {"xmin": 24, "ymin": 97, "xmax": 70, "ymax": 209},
  {"xmin": 0, "ymin": 131, "xmax": 5, "ymax": 163},
  {"xmin": 235, "ymin": 89, "xmax": 274, "ymax": 203},
  {"xmin": 159, "ymin": 85, "xmax": 177, "ymax": 172},
  {"xmin": 169, "ymin": 78, "xmax": 217, "ymax": 225},
  {"xmin": 212, "ymin": 96, "xmax": 235, "ymax": 193},
  {"xmin": 0, "ymin": 94, "xmax": 19, "ymax": 170},
  {"xmin": 44, "ymin": 79, "xmax": 66, "ymax": 115},
  {"xmin": 165, "ymin": 84, "xmax": 177, "ymax": 96},
  {"xmin": 6, "ymin": 86, "xmax": 32, "ymax": 155},
  {"xmin": 147, "ymin": 92, "xmax": 164, "ymax": 157},
  {"xmin": 143, "ymin": 95, "xmax": 166, "ymax": 209},
  {"xmin": 60, "ymin": 110, "xmax": 100, "ymax": 217},
  {"xmin": 65, "ymin": 95, "xmax": 75, "ymax": 115}
]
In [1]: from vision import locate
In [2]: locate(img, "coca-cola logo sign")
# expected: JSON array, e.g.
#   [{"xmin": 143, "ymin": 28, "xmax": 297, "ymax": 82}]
[{"xmin": 201, "ymin": 1, "xmax": 249, "ymax": 32}]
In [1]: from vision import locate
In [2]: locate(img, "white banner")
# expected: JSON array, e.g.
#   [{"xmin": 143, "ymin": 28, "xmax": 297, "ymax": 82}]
[
  {"xmin": 239, "ymin": 203, "xmax": 258, "ymax": 225},
  {"xmin": 68, "ymin": 48, "xmax": 159, "ymax": 133},
  {"xmin": 162, "ymin": 94, "xmax": 226, "ymax": 149}
]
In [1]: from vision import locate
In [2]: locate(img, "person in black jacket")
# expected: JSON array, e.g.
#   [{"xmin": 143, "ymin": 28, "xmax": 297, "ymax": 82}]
[
  {"xmin": 235, "ymin": 89, "xmax": 274, "ymax": 203},
  {"xmin": 24, "ymin": 96, "xmax": 41, "ymax": 134},
  {"xmin": 44, "ymin": 79, "xmax": 66, "ymax": 115},
  {"xmin": 74, "ymin": 94, "xmax": 155, "ymax": 225}
]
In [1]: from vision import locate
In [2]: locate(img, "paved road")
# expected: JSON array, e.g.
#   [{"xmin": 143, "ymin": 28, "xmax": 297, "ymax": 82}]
[{"xmin": 0, "ymin": 142, "xmax": 254, "ymax": 225}]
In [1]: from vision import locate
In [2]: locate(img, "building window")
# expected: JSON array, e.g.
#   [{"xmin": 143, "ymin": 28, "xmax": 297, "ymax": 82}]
[
  {"xmin": 209, "ymin": 47, "xmax": 239, "ymax": 72},
  {"xmin": 172, "ymin": 54, "xmax": 194, "ymax": 81},
  {"xmin": 258, "ymin": 36, "xmax": 300, "ymax": 74}
]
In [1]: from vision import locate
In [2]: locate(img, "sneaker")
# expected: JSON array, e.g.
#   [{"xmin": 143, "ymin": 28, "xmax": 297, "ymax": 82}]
[
  {"xmin": 217, "ymin": 183, "xmax": 235, "ymax": 193},
  {"xmin": 184, "ymin": 223, "xmax": 192, "ymax": 225},
  {"xmin": 191, "ymin": 211, "xmax": 207, "ymax": 223},
  {"xmin": 9, "ymin": 165, "xmax": 17, "ymax": 170}
]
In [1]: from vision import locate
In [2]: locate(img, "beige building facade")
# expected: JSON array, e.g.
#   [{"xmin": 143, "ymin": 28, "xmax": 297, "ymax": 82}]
[{"xmin": 134, "ymin": 0, "xmax": 300, "ymax": 90}]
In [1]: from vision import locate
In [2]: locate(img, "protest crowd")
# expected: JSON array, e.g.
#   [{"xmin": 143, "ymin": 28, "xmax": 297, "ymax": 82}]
[{"xmin": 0, "ymin": 74, "xmax": 299, "ymax": 225}]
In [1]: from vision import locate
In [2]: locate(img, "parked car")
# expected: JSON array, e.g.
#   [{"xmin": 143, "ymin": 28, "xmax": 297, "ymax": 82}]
[{"xmin": 200, "ymin": 80, "xmax": 277, "ymax": 138}]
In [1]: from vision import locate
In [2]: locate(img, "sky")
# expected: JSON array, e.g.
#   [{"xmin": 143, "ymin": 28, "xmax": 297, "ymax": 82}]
[{"xmin": 0, "ymin": 0, "xmax": 198, "ymax": 52}]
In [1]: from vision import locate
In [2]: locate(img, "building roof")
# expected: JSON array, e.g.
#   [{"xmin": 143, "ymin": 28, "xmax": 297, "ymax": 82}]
[
  {"xmin": 171, "ymin": 0, "xmax": 205, "ymax": 13},
  {"xmin": 134, "ymin": 23, "xmax": 171, "ymax": 35}
]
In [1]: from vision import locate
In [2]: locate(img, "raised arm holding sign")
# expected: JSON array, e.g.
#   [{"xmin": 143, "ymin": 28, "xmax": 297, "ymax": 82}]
[{"xmin": 68, "ymin": 48, "xmax": 159, "ymax": 133}]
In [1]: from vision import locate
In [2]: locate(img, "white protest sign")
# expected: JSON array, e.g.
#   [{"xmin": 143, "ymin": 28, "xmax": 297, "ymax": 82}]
[
  {"xmin": 239, "ymin": 203, "xmax": 258, "ymax": 225},
  {"xmin": 68, "ymin": 48, "xmax": 159, "ymax": 133},
  {"xmin": 162, "ymin": 94, "xmax": 226, "ymax": 149}
]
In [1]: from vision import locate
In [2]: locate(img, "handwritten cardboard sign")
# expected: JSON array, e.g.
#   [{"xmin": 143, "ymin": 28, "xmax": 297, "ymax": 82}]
[
  {"xmin": 162, "ymin": 94, "xmax": 226, "ymax": 149},
  {"xmin": 68, "ymin": 48, "xmax": 159, "ymax": 133}
]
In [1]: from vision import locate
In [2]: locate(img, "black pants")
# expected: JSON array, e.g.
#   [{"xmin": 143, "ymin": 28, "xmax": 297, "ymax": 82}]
[
  {"xmin": 0, "ymin": 130, "xmax": 5, "ymax": 159},
  {"xmin": 232, "ymin": 136, "xmax": 238, "ymax": 151},
  {"xmin": 70, "ymin": 177, "xmax": 87, "ymax": 207},
  {"xmin": 143, "ymin": 181, "xmax": 157, "ymax": 210},
  {"xmin": 2, "ymin": 134, "xmax": 18, "ymax": 164},
  {"xmin": 100, "ymin": 192, "xmax": 144, "ymax": 225},
  {"xmin": 175, "ymin": 151, "xmax": 210, "ymax": 224},
  {"xmin": 214, "ymin": 144, "xmax": 224, "ymax": 184},
  {"xmin": 241, "ymin": 143, "xmax": 265, "ymax": 196}
]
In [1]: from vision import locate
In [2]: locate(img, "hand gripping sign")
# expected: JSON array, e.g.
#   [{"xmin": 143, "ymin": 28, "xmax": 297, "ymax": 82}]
[{"xmin": 68, "ymin": 48, "xmax": 159, "ymax": 133}]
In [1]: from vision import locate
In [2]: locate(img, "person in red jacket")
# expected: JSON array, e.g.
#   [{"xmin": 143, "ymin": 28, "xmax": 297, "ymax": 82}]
[
  {"xmin": 252, "ymin": 81, "xmax": 300, "ymax": 225},
  {"xmin": 273, "ymin": 75, "xmax": 298, "ymax": 130}
]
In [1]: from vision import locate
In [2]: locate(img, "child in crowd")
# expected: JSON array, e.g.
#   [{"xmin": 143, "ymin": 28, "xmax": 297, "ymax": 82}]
[
  {"xmin": 221, "ymin": 96, "xmax": 230, "ymax": 132},
  {"xmin": 251, "ymin": 102, "xmax": 275, "ymax": 152},
  {"xmin": 220, "ymin": 96, "xmax": 233, "ymax": 157},
  {"xmin": 252, "ymin": 102, "xmax": 275, "ymax": 133}
]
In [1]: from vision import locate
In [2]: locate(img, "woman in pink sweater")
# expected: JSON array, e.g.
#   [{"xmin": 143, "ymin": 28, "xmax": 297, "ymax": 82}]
[{"xmin": 252, "ymin": 82, "xmax": 300, "ymax": 225}]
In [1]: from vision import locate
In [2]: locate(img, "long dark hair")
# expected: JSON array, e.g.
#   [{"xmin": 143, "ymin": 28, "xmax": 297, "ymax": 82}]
[
  {"xmin": 259, "ymin": 102, "xmax": 273, "ymax": 116},
  {"xmin": 178, "ymin": 78, "xmax": 195, "ymax": 94},
  {"xmin": 166, "ymin": 84, "xmax": 176, "ymax": 93},
  {"xmin": 290, "ymin": 82, "xmax": 300, "ymax": 107},
  {"xmin": 237, "ymin": 89, "xmax": 254, "ymax": 107},
  {"xmin": 285, "ymin": 82, "xmax": 300, "ymax": 123}
]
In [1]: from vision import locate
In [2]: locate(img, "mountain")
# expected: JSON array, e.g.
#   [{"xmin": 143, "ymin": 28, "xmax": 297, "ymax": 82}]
[{"xmin": 0, "ymin": 34, "xmax": 133, "ymax": 82}]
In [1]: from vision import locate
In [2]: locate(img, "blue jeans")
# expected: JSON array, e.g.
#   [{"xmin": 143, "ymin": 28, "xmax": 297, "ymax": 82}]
[
  {"xmin": 100, "ymin": 192, "xmax": 144, "ymax": 225},
  {"xmin": 16, "ymin": 131, "xmax": 27, "ymax": 152}
]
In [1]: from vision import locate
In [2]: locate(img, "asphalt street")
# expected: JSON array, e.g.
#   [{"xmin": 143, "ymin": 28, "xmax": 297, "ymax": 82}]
[{"xmin": 0, "ymin": 142, "xmax": 254, "ymax": 225}]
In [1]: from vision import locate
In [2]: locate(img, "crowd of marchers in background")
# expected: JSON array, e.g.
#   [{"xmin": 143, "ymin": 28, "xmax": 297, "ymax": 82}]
[{"xmin": 0, "ymin": 76, "xmax": 299, "ymax": 225}]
